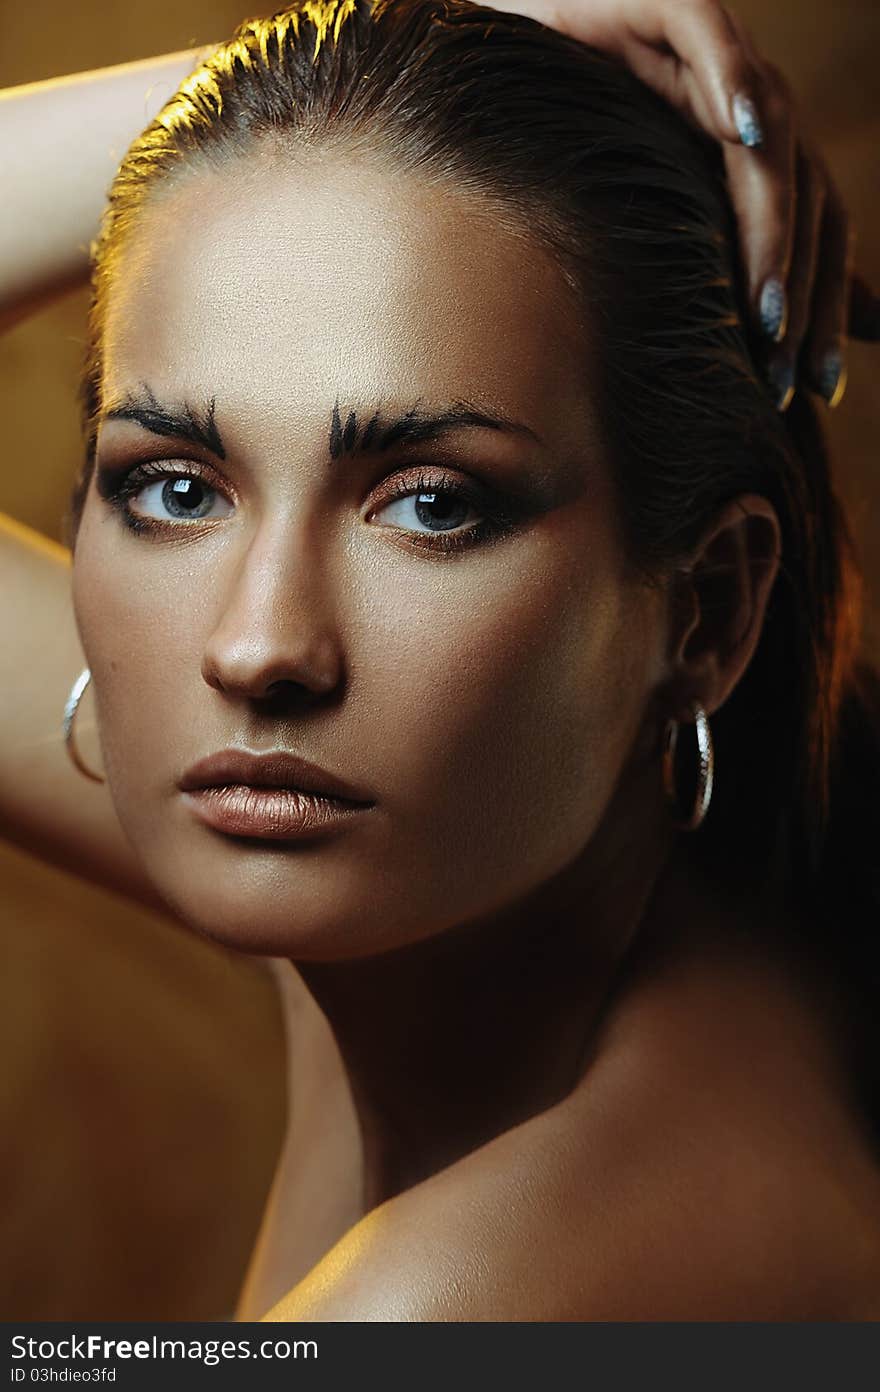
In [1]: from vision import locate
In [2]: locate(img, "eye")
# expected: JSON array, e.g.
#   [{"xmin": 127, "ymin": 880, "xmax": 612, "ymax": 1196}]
[
  {"xmin": 96, "ymin": 460, "xmax": 235, "ymax": 533},
  {"xmin": 364, "ymin": 468, "xmax": 522, "ymax": 555},
  {"xmin": 127, "ymin": 473, "xmax": 233, "ymax": 524},
  {"xmin": 371, "ymin": 481, "xmax": 481, "ymax": 536}
]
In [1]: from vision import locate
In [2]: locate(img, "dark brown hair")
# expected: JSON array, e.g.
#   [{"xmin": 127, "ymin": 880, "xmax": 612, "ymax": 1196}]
[{"xmin": 67, "ymin": 0, "xmax": 880, "ymax": 1143}]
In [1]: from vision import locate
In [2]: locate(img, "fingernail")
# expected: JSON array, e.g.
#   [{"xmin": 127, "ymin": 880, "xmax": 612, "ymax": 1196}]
[
  {"xmin": 768, "ymin": 357, "xmax": 795, "ymax": 412},
  {"xmin": 818, "ymin": 348, "xmax": 847, "ymax": 408},
  {"xmin": 760, "ymin": 277, "xmax": 788, "ymax": 342},
  {"xmin": 732, "ymin": 93, "xmax": 763, "ymax": 149}
]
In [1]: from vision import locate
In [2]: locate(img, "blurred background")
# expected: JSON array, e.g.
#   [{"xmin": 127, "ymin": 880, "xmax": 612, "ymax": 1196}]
[{"xmin": 0, "ymin": 0, "xmax": 878, "ymax": 1320}]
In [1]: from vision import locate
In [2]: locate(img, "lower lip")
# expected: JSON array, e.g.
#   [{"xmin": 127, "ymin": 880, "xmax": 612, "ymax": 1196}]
[{"xmin": 181, "ymin": 785, "xmax": 372, "ymax": 840}]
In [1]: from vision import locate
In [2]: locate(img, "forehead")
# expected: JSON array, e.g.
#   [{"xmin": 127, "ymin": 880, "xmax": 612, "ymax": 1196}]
[{"xmin": 101, "ymin": 148, "xmax": 595, "ymax": 454}]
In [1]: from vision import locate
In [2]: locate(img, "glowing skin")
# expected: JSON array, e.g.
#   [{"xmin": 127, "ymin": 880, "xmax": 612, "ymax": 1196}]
[{"xmin": 71, "ymin": 146, "xmax": 781, "ymax": 1205}]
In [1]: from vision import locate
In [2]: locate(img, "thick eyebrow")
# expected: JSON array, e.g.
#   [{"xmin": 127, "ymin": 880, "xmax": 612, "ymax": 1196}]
[
  {"xmin": 96, "ymin": 385, "xmax": 542, "ymax": 462},
  {"xmin": 328, "ymin": 397, "xmax": 541, "ymax": 460},
  {"xmin": 99, "ymin": 385, "xmax": 226, "ymax": 458}
]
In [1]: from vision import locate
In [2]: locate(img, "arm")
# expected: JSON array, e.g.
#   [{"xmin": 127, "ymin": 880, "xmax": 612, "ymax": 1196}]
[
  {"xmin": 0, "ymin": 514, "xmax": 175, "ymax": 915},
  {"xmin": 0, "ymin": 45, "xmax": 215, "ymax": 333},
  {"xmin": 0, "ymin": 47, "xmax": 217, "ymax": 910}
]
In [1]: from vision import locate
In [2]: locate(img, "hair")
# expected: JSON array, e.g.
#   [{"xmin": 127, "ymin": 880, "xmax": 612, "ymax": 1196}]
[{"xmin": 66, "ymin": 0, "xmax": 880, "ymax": 1145}]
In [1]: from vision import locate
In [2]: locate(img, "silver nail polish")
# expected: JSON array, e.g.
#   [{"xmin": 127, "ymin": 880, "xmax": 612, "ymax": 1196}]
[
  {"xmin": 768, "ymin": 358, "xmax": 795, "ymax": 412},
  {"xmin": 733, "ymin": 93, "xmax": 763, "ymax": 149},
  {"xmin": 760, "ymin": 278, "xmax": 787, "ymax": 342},
  {"xmin": 818, "ymin": 348, "xmax": 846, "ymax": 408}
]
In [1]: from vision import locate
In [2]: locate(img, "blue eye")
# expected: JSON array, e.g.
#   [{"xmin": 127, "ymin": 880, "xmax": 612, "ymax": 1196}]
[
  {"xmin": 365, "ymin": 469, "xmax": 523, "ymax": 554},
  {"xmin": 134, "ymin": 475, "xmax": 232, "ymax": 522},
  {"xmin": 372, "ymin": 486, "xmax": 479, "ymax": 535},
  {"xmin": 97, "ymin": 461, "xmax": 233, "ymax": 533},
  {"xmin": 97, "ymin": 461, "xmax": 521, "ymax": 555}
]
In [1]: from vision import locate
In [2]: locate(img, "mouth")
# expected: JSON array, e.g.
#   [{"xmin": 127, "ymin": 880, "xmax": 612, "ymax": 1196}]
[
  {"xmin": 181, "ymin": 784, "xmax": 372, "ymax": 840},
  {"xmin": 178, "ymin": 748, "xmax": 375, "ymax": 841}
]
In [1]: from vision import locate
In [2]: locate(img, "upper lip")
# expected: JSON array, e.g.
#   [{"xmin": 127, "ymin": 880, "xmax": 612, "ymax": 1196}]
[{"xmin": 179, "ymin": 749, "xmax": 374, "ymax": 804}]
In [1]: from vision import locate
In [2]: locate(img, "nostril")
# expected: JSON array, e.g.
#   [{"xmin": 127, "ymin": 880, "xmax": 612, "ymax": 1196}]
[
  {"xmin": 259, "ymin": 677, "xmax": 333, "ymax": 710},
  {"xmin": 261, "ymin": 678, "xmax": 308, "ymax": 706}
]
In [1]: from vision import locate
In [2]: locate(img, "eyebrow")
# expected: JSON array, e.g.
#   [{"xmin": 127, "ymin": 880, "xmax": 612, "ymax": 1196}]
[
  {"xmin": 97, "ymin": 385, "xmax": 542, "ymax": 462},
  {"xmin": 327, "ymin": 397, "xmax": 541, "ymax": 459},
  {"xmin": 99, "ymin": 386, "xmax": 226, "ymax": 458}
]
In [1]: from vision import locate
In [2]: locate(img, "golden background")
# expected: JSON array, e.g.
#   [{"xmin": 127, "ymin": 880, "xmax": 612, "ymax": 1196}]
[{"xmin": 0, "ymin": 0, "xmax": 877, "ymax": 1319}]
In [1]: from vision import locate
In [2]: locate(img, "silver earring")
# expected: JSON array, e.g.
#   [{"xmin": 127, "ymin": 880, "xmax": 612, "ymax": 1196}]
[
  {"xmin": 661, "ymin": 701, "xmax": 714, "ymax": 831},
  {"xmin": 62, "ymin": 667, "xmax": 106, "ymax": 784}
]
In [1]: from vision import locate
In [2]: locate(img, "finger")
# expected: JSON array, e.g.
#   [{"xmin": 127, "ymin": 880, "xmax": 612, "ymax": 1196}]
[
  {"xmin": 766, "ymin": 141, "xmax": 826, "ymax": 411},
  {"xmin": 802, "ymin": 170, "xmax": 853, "ymax": 408},
  {"xmin": 626, "ymin": 0, "xmax": 765, "ymax": 147},
  {"xmin": 721, "ymin": 60, "xmax": 797, "ymax": 347},
  {"xmin": 536, "ymin": 0, "xmax": 766, "ymax": 148}
]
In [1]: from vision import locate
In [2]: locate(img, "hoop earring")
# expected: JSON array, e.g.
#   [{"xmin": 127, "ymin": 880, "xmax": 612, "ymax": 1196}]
[
  {"xmin": 661, "ymin": 701, "xmax": 713, "ymax": 831},
  {"xmin": 62, "ymin": 667, "xmax": 106, "ymax": 784}
]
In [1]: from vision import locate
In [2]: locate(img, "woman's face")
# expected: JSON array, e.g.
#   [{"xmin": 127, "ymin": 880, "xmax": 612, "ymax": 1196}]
[{"xmin": 72, "ymin": 147, "xmax": 671, "ymax": 958}]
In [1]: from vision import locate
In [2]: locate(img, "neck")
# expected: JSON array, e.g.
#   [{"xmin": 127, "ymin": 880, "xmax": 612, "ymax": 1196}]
[{"xmin": 293, "ymin": 748, "xmax": 687, "ymax": 1212}]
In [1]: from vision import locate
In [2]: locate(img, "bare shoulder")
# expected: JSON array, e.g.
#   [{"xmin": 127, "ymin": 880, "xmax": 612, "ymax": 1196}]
[
  {"xmin": 267, "ymin": 1058, "xmax": 880, "ymax": 1322},
  {"xmin": 543, "ymin": 913, "xmax": 880, "ymax": 1320},
  {"xmin": 264, "ymin": 924, "xmax": 880, "ymax": 1322}
]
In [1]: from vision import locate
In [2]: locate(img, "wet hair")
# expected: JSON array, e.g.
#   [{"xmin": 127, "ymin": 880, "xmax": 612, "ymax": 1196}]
[{"xmin": 67, "ymin": 0, "xmax": 880, "ymax": 1145}]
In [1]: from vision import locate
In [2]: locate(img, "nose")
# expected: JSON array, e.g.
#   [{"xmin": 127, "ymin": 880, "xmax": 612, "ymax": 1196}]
[{"xmin": 200, "ymin": 520, "xmax": 344, "ymax": 704}]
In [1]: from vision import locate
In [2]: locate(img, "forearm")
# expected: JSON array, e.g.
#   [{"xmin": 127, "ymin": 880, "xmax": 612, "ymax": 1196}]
[{"xmin": 0, "ymin": 46, "xmax": 215, "ymax": 333}]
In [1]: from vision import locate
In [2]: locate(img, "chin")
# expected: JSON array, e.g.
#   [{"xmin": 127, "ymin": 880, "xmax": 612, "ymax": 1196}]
[
  {"xmin": 137, "ymin": 853, "xmax": 426, "ymax": 963},
  {"xmin": 112, "ymin": 792, "xmax": 409, "ymax": 959}
]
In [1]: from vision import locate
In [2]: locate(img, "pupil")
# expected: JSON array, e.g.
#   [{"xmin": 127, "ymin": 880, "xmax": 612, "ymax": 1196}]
[
  {"xmin": 162, "ymin": 478, "xmax": 210, "ymax": 517},
  {"xmin": 414, "ymin": 490, "xmax": 468, "ymax": 531}
]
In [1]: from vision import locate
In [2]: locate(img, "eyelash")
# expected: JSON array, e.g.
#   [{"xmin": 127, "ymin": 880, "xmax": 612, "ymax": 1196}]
[{"xmin": 97, "ymin": 461, "xmax": 521, "ymax": 555}]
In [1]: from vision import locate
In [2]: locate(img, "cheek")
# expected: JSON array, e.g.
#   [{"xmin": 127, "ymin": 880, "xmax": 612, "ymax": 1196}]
[{"xmin": 353, "ymin": 540, "xmax": 651, "ymax": 889}]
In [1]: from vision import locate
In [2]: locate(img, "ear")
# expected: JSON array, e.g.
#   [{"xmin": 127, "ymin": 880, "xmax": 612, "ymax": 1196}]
[{"xmin": 664, "ymin": 494, "xmax": 782, "ymax": 722}]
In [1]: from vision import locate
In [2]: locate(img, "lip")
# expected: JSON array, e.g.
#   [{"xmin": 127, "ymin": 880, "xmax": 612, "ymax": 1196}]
[
  {"xmin": 179, "ymin": 748, "xmax": 374, "ymax": 804},
  {"xmin": 181, "ymin": 785, "xmax": 371, "ymax": 840}
]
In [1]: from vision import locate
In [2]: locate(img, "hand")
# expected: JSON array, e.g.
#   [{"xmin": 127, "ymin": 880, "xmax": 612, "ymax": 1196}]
[{"xmin": 487, "ymin": 0, "xmax": 878, "ymax": 409}]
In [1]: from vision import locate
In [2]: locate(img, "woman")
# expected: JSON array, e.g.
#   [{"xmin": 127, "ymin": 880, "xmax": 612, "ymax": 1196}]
[{"xmin": 2, "ymin": 0, "xmax": 879, "ymax": 1320}]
